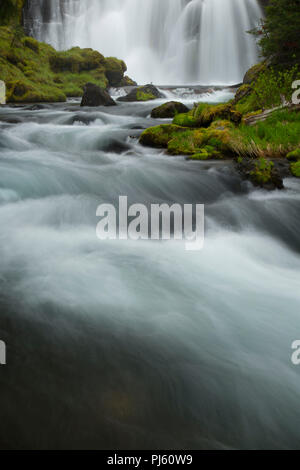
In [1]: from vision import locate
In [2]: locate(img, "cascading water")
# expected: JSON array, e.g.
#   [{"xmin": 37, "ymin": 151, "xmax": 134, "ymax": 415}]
[{"xmin": 24, "ymin": 0, "xmax": 263, "ymax": 85}]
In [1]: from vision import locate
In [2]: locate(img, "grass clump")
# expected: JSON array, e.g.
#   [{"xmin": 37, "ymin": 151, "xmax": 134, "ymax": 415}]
[{"xmin": 228, "ymin": 110, "xmax": 300, "ymax": 158}]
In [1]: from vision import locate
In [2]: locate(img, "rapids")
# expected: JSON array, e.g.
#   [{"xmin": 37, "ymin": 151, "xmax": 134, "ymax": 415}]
[{"xmin": 0, "ymin": 89, "xmax": 300, "ymax": 449}]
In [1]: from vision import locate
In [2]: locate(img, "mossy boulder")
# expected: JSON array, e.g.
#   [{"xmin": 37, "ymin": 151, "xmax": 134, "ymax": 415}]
[
  {"xmin": 286, "ymin": 148, "xmax": 300, "ymax": 161},
  {"xmin": 172, "ymin": 111, "xmax": 200, "ymax": 128},
  {"xmin": 6, "ymin": 79, "xmax": 66, "ymax": 103},
  {"xmin": 151, "ymin": 101, "xmax": 189, "ymax": 119},
  {"xmin": 236, "ymin": 157, "xmax": 284, "ymax": 190},
  {"xmin": 118, "ymin": 84, "xmax": 163, "ymax": 102},
  {"xmin": 234, "ymin": 84, "xmax": 252, "ymax": 103},
  {"xmin": 119, "ymin": 75, "xmax": 137, "ymax": 87},
  {"xmin": 139, "ymin": 124, "xmax": 185, "ymax": 148},
  {"xmin": 290, "ymin": 161, "xmax": 300, "ymax": 177},
  {"xmin": 104, "ymin": 57, "xmax": 127, "ymax": 86},
  {"xmin": 50, "ymin": 47, "xmax": 105, "ymax": 73},
  {"xmin": 192, "ymin": 103, "xmax": 242, "ymax": 127},
  {"xmin": 243, "ymin": 62, "xmax": 266, "ymax": 85},
  {"xmin": 80, "ymin": 82, "xmax": 116, "ymax": 107},
  {"xmin": 140, "ymin": 123, "xmax": 231, "ymax": 160},
  {"xmin": 0, "ymin": 26, "xmax": 132, "ymax": 102}
]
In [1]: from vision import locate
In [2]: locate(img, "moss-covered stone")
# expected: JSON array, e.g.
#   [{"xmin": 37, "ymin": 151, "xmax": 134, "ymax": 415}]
[
  {"xmin": 139, "ymin": 124, "xmax": 186, "ymax": 148},
  {"xmin": 243, "ymin": 62, "xmax": 266, "ymax": 85},
  {"xmin": 290, "ymin": 161, "xmax": 300, "ymax": 177},
  {"xmin": 189, "ymin": 102, "xmax": 242, "ymax": 127},
  {"xmin": 119, "ymin": 75, "xmax": 137, "ymax": 87},
  {"xmin": 104, "ymin": 57, "xmax": 127, "ymax": 86},
  {"xmin": 118, "ymin": 84, "xmax": 163, "ymax": 102},
  {"xmin": 236, "ymin": 157, "xmax": 284, "ymax": 190},
  {"xmin": 172, "ymin": 111, "xmax": 200, "ymax": 127},
  {"xmin": 286, "ymin": 148, "xmax": 300, "ymax": 161},
  {"xmin": 0, "ymin": 26, "xmax": 131, "ymax": 102},
  {"xmin": 151, "ymin": 101, "xmax": 189, "ymax": 119},
  {"xmin": 140, "ymin": 122, "xmax": 231, "ymax": 159}
]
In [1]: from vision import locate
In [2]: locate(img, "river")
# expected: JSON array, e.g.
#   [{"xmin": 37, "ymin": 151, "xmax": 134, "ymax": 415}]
[{"xmin": 0, "ymin": 89, "xmax": 300, "ymax": 449}]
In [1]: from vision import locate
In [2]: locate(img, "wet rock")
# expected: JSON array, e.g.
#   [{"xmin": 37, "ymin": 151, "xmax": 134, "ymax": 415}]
[
  {"xmin": 151, "ymin": 101, "xmax": 189, "ymax": 119},
  {"xmin": 118, "ymin": 84, "xmax": 164, "ymax": 102},
  {"xmin": 81, "ymin": 83, "xmax": 116, "ymax": 107},
  {"xmin": 236, "ymin": 157, "xmax": 284, "ymax": 190}
]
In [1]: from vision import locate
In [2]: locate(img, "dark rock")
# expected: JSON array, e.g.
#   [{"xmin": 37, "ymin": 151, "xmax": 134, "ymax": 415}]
[
  {"xmin": 236, "ymin": 157, "xmax": 284, "ymax": 190},
  {"xmin": 104, "ymin": 57, "xmax": 127, "ymax": 87},
  {"xmin": 118, "ymin": 84, "xmax": 164, "ymax": 102},
  {"xmin": 81, "ymin": 83, "xmax": 116, "ymax": 107},
  {"xmin": 151, "ymin": 101, "xmax": 189, "ymax": 119}
]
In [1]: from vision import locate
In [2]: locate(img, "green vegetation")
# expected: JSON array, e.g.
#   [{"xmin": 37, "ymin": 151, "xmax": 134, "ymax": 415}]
[
  {"xmin": 249, "ymin": 0, "xmax": 300, "ymax": 66},
  {"xmin": 235, "ymin": 65, "xmax": 299, "ymax": 114},
  {"xmin": 290, "ymin": 161, "xmax": 300, "ymax": 177},
  {"xmin": 104, "ymin": 57, "xmax": 127, "ymax": 86},
  {"xmin": 250, "ymin": 158, "xmax": 275, "ymax": 185},
  {"xmin": 140, "ymin": 121, "xmax": 232, "ymax": 159},
  {"xmin": 136, "ymin": 89, "xmax": 157, "ymax": 101},
  {"xmin": 172, "ymin": 103, "xmax": 242, "ymax": 128},
  {"xmin": 0, "ymin": 0, "xmax": 24, "ymax": 26},
  {"xmin": 0, "ymin": 23, "xmax": 131, "ymax": 102},
  {"xmin": 228, "ymin": 110, "xmax": 300, "ymax": 158}
]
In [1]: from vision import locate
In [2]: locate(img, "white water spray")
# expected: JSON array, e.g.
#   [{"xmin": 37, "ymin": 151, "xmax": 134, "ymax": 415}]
[{"xmin": 25, "ymin": 0, "xmax": 262, "ymax": 85}]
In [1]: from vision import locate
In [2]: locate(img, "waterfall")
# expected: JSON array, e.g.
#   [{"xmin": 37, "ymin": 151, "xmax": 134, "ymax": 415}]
[{"xmin": 24, "ymin": 0, "xmax": 263, "ymax": 85}]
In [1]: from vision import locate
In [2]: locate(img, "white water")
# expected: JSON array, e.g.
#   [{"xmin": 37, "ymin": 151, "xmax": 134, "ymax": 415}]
[
  {"xmin": 25, "ymin": 0, "xmax": 262, "ymax": 85},
  {"xmin": 1, "ymin": 94, "xmax": 300, "ymax": 449}
]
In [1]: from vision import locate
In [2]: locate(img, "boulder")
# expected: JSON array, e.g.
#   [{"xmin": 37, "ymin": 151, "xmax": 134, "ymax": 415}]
[
  {"xmin": 118, "ymin": 84, "xmax": 164, "ymax": 102},
  {"xmin": 236, "ymin": 157, "xmax": 284, "ymax": 190},
  {"xmin": 151, "ymin": 101, "xmax": 189, "ymax": 119},
  {"xmin": 81, "ymin": 83, "xmax": 116, "ymax": 107},
  {"xmin": 119, "ymin": 76, "xmax": 138, "ymax": 87},
  {"xmin": 104, "ymin": 57, "xmax": 127, "ymax": 87}
]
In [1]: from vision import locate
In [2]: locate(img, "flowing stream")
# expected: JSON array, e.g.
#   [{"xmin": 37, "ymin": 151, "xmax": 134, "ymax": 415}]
[
  {"xmin": 24, "ymin": 0, "xmax": 262, "ymax": 85},
  {"xmin": 1, "ymin": 89, "xmax": 300, "ymax": 449}
]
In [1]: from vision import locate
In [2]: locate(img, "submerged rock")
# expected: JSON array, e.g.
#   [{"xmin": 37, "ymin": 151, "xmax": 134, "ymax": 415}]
[
  {"xmin": 151, "ymin": 101, "xmax": 189, "ymax": 119},
  {"xmin": 118, "ymin": 84, "xmax": 163, "ymax": 102},
  {"xmin": 81, "ymin": 83, "xmax": 116, "ymax": 107}
]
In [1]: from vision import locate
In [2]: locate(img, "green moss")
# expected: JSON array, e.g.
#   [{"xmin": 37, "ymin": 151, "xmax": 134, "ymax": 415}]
[
  {"xmin": 0, "ymin": 26, "xmax": 128, "ymax": 102},
  {"xmin": 140, "ymin": 123, "xmax": 230, "ymax": 158},
  {"xmin": 172, "ymin": 112, "xmax": 199, "ymax": 127},
  {"xmin": 104, "ymin": 57, "xmax": 127, "ymax": 86},
  {"xmin": 290, "ymin": 161, "xmax": 300, "ymax": 177},
  {"xmin": 136, "ymin": 90, "xmax": 156, "ymax": 101},
  {"xmin": 286, "ymin": 148, "xmax": 300, "ymax": 161},
  {"xmin": 139, "ymin": 125, "xmax": 185, "ymax": 148},
  {"xmin": 243, "ymin": 62, "xmax": 266, "ymax": 85},
  {"xmin": 23, "ymin": 37, "xmax": 39, "ymax": 54},
  {"xmin": 250, "ymin": 158, "xmax": 274, "ymax": 185},
  {"xmin": 190, "ymin": 103, "xmax": 242, "ymax": 127}
]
